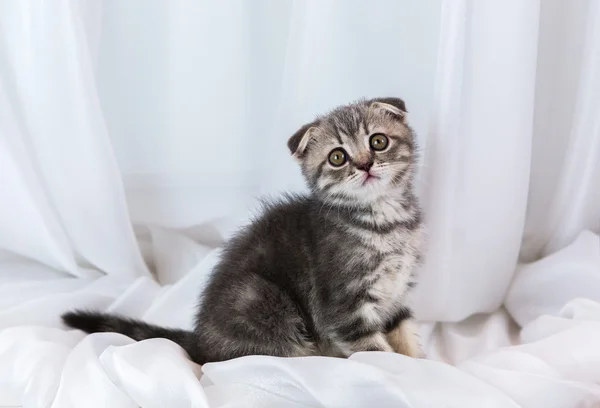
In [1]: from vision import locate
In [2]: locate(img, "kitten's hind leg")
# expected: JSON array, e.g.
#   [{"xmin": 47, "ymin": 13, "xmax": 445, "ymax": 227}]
[
  {"xmin": 198, "ymin": 274, "xmax": 318, "ymax": 361},
  {"xmin": 386, "ymin": 319, "xmax": 424, "ymax": 358}
]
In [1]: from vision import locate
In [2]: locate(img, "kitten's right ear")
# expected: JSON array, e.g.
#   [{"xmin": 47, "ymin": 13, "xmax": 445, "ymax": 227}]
[
  {"xmin": 287, "ymin": 122, "xmax": 318, "ymax": 160},
  {"xmin": 369, "ymin": 97, "xmax": 408, "ymax": 123}
]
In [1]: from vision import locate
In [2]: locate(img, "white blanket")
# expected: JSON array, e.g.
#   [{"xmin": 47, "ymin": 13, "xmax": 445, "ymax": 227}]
[{"xmin": 1, "ymin": 227, "xmax": 599, "ymax": 408}]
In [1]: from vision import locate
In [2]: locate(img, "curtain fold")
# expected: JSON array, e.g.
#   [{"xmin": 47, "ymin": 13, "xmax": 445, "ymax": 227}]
[
  {"xmin": 535, "ymin": 0, "xmax": 600, "ymax": 256},
  {"xmin": 0, "ymin": 0, "xmax": 148, "ymax": 278},
  {"xmin": 520, "ymin": 0, "xmax": 600, "ymax": 261},
  {"xmin": 413, "ymin": 0, "xmax": 540, "ymax": 322}
]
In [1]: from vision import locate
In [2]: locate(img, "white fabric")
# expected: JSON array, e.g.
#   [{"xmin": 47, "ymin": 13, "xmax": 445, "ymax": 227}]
[
  {"xmin": 1, "ymin": 230, "xmax": 599, "ymax": 407},
  {"xmin": 1, "ymin": 0, "xmax": 600, "ymax": 407}
]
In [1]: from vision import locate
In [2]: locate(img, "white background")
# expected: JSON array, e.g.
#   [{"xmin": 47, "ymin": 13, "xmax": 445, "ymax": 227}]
[{"xmin": 96, "ymin": 0, "xmax": 442, "ymax": 226}]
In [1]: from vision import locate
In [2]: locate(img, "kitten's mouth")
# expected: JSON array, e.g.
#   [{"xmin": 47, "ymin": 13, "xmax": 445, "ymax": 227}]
[{"xmin": 362, "ymin": 173, "xmax": 379, "ymax": 185}]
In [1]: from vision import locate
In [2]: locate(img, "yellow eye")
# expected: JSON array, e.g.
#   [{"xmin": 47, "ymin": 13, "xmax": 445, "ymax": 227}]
[
  {"xmin": 370, "ymin": 133, "xmax": 389, "ymax": 151},
  {"xmin": 328, "ymin": 149, "xmax": 347, "ymax": 166}
]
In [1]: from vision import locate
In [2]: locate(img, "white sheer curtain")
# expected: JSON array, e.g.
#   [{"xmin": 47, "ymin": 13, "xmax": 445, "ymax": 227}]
[
  {"xmin": 414, "ymin": 0, "xmax": 541, "ymax": 322},
  {"xmin": 1, "ymin": 1, "xmax": 600, "ymax": 407},
  {"xmin": 95, "ymin": 0, "xmax": 441, "ymax": 226}
]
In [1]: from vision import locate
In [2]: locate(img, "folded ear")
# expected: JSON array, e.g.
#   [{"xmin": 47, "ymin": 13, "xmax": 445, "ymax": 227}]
[
  {"xmin": 287, "ymin": 121, "xmax": 318, "ymax": 159},
  {"xmin": 369, "ymin": 97, "xmax": 408, "ymax": 123}
]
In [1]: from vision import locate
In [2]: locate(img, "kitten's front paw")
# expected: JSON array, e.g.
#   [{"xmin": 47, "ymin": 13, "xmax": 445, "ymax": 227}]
[
  {"xmin": 340, "ymin": 332, "xmax": 394, "ymax": 355},
  {"xmin": 386, "ymin": 319, "xmax": 423, "ymax": 358}
]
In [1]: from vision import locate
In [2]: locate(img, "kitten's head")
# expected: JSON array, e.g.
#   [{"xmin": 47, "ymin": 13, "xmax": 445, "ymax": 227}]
[{"xmin": 288, "ymin": 97, "xmax": 417, "ymax": 204}]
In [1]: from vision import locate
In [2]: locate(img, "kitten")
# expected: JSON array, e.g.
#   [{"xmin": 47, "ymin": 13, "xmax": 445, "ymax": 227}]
[{"xmin": 62, "ymin": 97, "xmax": 425, "ymax": 363}]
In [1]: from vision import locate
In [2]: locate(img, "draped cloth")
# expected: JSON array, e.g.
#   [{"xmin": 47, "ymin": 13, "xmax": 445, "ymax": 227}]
[{"xmin": 1, "ymin": 1, "xmax": 599, "ymax": 406}]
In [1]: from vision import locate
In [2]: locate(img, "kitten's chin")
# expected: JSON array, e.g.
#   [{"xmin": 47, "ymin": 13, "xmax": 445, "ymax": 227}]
[
  {"xmin": 358, "ymin": 174, "xmax": 408, "ymax": 198},
  {"xmin": 347, "ymin": 182, "xmax": 391, "ymax": 202}
]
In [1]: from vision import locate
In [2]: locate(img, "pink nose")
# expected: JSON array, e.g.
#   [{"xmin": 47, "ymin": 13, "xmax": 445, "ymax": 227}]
[{"xmin": 356, "ymin": 161, "xmax": 373, "ymax": 172}]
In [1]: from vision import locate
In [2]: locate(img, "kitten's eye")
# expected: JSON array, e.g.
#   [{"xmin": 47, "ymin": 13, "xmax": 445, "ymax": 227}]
[
  {"xmin": 328, "ymin": 149, "xmax": 347, "ymax": 166},
  {"xmin": 369, "ymin": 134, "xmax": 389, "ymax": 151}
]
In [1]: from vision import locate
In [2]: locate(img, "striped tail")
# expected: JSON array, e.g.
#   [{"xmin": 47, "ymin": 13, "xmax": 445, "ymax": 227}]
[{"xmin": 62, "ymin": 310, "xmax": 203, "ymax": 363}]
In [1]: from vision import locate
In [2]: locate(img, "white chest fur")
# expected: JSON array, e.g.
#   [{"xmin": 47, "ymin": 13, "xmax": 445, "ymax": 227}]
[
  {"xmin": 342, "ymin": 194, "xmax": 424, "ymax": 325},
  {"xmin": 351, "ymin": 213, "xmax": 424, "ymax": 324},
  {"xmin": 356, "ymin": 226, "xmax": 423, "ymax": 325}
]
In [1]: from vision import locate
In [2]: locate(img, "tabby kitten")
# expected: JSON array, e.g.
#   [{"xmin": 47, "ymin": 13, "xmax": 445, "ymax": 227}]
[{"xmin": 63, "ymin": 97, "xmax": 425, "ymax": 363}]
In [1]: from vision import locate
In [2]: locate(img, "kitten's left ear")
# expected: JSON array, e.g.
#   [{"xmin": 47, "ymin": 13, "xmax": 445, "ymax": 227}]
[
  {"xmin": 370, "ymin": 97, "xmax": 408, "ymax": 123},
  {"xmin": 288, "ymin": 121, "xmax": 319, "ymax": 160}
]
